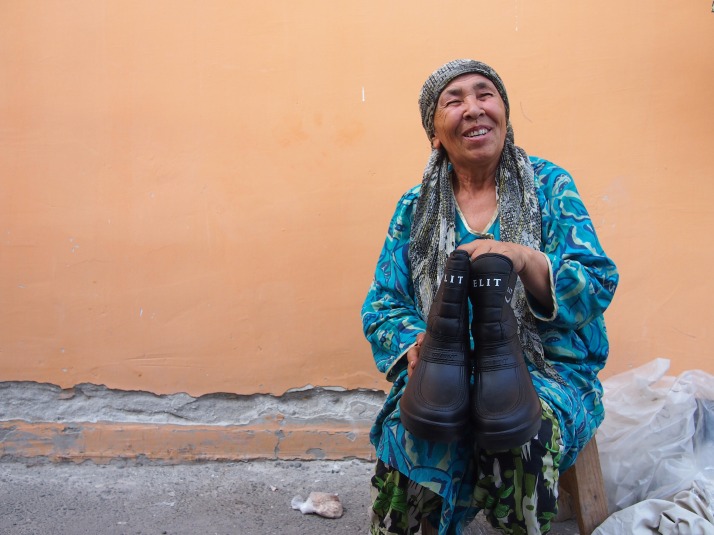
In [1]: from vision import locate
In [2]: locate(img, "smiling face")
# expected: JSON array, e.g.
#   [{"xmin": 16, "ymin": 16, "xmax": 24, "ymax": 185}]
[{"xmin": 432, "ymin": 73, "xmax": 507, "ymax": 177}]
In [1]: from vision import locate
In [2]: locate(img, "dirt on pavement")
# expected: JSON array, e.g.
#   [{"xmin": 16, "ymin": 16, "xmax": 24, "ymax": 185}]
[{"xmin": 0, "ymin": 459, "xmax": 578, "ymax": 534}]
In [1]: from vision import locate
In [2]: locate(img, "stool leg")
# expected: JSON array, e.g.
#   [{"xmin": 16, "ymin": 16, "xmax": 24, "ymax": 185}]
[
  {"xmin": 421, "ymin": 517, "xmax": 438, "ymax": 534},
  {"xmin": 559, "ymin": 438, "xmax": 609, "ymax": 535}
]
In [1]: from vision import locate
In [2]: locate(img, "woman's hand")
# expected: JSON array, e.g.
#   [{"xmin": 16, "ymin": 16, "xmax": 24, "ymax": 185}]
[
  {"xmin": 457, "ymin": 240, "xmax": 553, "ymax": 313},
  {"xmin": 457, "ymin": 239, "xmax": 528, "ymax": 272},
  {"xmin": 406, "ymin": 332, "xmax": 426, "ymax": 378}
]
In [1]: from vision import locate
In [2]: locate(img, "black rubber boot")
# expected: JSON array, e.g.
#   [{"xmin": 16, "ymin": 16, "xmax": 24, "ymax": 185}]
[
  {"xmin": 400, "ymin": 249, "xmax": 471, "ymax": 443},
  {"xmin": 469, "ymin": 253, "xmax": 542, "ymax": 450}
]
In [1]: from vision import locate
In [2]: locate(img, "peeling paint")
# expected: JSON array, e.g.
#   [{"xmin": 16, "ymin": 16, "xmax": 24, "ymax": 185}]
[
  {"xmin": 305, "ymin": 448, "xmax": 325, "ymax": 459},
  {"xmin": 0, "ymin": 381, "xmax": 384, "ymax": 427}
]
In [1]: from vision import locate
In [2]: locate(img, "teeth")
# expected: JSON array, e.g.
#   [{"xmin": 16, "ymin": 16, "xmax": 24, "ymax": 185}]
[{"xmin": 465, "ymin": 128, "xmax": 488, "ymax": 138}]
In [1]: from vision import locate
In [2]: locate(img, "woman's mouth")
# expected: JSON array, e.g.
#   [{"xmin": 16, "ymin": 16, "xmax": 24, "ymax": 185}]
[{"xmin": 463, "ymin": 127, "xmax": 489, "ymax": 138}]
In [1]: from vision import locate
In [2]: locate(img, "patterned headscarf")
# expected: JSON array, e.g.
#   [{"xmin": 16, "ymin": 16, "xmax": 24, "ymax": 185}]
[{"xmin": 409, "ymin": 59, "xmax": 563, "ymax": 383}]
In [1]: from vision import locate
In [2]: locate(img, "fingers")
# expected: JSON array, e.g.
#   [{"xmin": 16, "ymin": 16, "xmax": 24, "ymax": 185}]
[
  {"xmin": 458, "ymin": 240, "xmax": 525, "ymax": 270},
  {"xmin": 406, "ymin": 333, "xmax": 425, "ymax": 378},
  {"xmin": 406, "ymin": 347, "xmax": 418, "ymax": 378},
  {"xmin": 457, "ymin": 240, "xmax": 495, "ymax": 261}
]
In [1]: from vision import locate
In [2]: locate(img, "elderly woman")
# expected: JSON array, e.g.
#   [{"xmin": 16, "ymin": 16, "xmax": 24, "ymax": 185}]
[{"xmin": 361, "ymin": 59, "xmax": 619, "ymax": 534}]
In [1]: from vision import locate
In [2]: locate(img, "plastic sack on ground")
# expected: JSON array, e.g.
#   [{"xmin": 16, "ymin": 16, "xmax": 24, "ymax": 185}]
[
  {"xmin": 596, "ymin": 358, "xmax": 714, "ymax": 514},
  {"xmin": 592, "ymin": 482, "xmax": 714, "ymax": 535}
]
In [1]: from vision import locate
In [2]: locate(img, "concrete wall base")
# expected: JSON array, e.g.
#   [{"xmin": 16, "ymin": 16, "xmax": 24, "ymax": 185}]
[{"xmin": 0, "ymin": 381, "xmax": 384, "ymax": 463}]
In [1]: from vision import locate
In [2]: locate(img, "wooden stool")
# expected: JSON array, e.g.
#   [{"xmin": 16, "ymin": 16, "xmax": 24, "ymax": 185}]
[{"xmin": 558, "ymin": 437, "xmax": 609, "ymax": 534}]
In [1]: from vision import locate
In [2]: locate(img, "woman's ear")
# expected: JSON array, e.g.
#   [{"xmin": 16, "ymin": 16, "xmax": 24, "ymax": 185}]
[{"xmin": 431, "ymin": 137, "xmax": 442, "ymax": 150}]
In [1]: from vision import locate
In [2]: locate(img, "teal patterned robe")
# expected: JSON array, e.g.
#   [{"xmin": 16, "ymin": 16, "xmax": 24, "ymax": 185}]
[{"xmin": 361, "ymin": 157, "xmax": 619, "ymax": 531}]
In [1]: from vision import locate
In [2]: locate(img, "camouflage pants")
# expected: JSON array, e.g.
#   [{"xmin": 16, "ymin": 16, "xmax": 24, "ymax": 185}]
[{"xmin": 370, "ymin": 405, "xmax": 563, "ymax": 534}]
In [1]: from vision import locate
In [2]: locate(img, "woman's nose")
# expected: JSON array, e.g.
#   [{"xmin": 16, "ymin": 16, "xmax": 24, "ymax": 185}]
[{"xmin": 464, "ymin": 97, "xmax": 484, "ymax": 118}]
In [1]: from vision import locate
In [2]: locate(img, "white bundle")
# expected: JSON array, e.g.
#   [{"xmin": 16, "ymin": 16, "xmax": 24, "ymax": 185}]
[{"xmin": 291, "ymin": 492, "xmax": 343, "ymax": 519}]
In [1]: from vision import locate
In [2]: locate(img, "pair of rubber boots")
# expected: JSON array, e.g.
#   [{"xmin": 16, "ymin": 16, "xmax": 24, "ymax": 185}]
[{"xmin": 400, "ymin": 250, "xmax": 542, "ymax": 450}]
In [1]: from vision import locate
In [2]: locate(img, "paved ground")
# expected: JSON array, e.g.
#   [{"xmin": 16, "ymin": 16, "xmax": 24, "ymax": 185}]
[{"xmin": 0, "ymin": 459, "xmax": 578, "ymax": 534}]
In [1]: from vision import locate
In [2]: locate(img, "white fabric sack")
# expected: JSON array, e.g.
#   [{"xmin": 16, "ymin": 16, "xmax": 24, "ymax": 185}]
[
  {"xmin": 592, "ymin": 482, "xmax": 714, "ymax": 535},
  {"xmin": 597, "ymin": 358, "xmax": 714, "ymax": 513}
]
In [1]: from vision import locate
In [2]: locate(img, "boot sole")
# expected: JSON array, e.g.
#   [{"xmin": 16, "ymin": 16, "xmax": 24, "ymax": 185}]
[
  {"xmin": 399, "ymin": 406, "xmax": 468, "ymax": 443},
  {"xmin": 474, "ymin": 412, "xmax": 542, "ymax": 451}
]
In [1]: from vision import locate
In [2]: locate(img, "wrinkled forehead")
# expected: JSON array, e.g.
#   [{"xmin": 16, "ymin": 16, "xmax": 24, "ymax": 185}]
[{"xmin": 437, "ymin": 73, "xmax": 499, "ymax": 102}]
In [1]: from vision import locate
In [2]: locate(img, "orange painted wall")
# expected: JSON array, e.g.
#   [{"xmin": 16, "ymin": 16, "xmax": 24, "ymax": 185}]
[{"xmin": 2, "ymin": 1, "xmax": 713, "ymax": 397}]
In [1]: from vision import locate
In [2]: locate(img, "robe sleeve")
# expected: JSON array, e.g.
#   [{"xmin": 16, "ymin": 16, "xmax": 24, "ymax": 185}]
[
  {"xmin": 361, "ymin": 187, "xmax": 426, "ymax": 381},
  {"xmin": 529, "ymin": 163, "xmax": 619, "ymax": 331}
]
